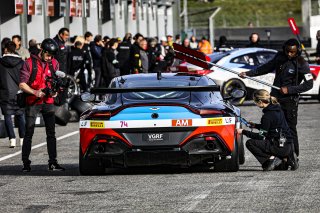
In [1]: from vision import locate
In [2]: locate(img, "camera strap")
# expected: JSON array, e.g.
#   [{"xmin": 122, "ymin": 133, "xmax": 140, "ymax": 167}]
[
  {"xmin": 29, "ymin": 57, "xmax": 38, "ymax": 85},
  {"xmin": 48, "ymin": 61, "xmax": 56, "ymax": 78}
]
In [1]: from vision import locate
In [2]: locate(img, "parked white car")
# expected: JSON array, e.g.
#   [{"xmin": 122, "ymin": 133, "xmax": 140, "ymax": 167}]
[{"xmin": 174, "ymin": 48, "xmax": 320, "ymax": 105}]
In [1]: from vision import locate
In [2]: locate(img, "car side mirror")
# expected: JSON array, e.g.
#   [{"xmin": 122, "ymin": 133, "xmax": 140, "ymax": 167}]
[{"xmin": 80, "ymin": 92, "xmax": 96, "ymax": 102}]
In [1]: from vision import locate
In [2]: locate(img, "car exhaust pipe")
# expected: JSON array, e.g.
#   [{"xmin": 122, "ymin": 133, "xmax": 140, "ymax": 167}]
[
  {"xmin": 95, "ymin": 144, "xmax": 105, "ymax": 153},
  {"xmin": 206, "ymin": 141, "xmax": 215, "ymax": 150}
]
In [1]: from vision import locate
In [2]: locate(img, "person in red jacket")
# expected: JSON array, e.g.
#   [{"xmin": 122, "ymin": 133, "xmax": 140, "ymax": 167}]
[{"xmin": 19, "ymin": 38, "xmax": 65, "ymax": 172}]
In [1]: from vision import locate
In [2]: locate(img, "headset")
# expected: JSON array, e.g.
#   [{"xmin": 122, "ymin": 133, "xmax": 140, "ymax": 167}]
[{"xmin": 282, "ymin": 38, "xmax": 302, "ymax": 57}]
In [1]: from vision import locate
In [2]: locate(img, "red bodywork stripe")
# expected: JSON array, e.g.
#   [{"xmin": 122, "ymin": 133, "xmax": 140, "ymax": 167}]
[
  {"xmin": 80, "ymin": 129, "xmax": 131, "ymax": 154},
  {"xmin": 180, "ymin": 125, "xmax": 236, "ymax": 151}
]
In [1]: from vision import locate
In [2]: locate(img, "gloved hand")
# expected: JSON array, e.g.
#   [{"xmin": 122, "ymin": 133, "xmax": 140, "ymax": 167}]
[{"xmin": 248, "ymin": 121, "xmax": 256, "ymax": 128}]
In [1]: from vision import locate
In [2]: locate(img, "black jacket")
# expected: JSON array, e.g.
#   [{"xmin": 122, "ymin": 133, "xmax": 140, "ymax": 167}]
[
  {"xmin": 246, "ymin": 52, "xmax": 313, "ymax": 101},
  {"xmin": 0, "ymin": 54, "xmax": 24, "ymax": 106},
  {"xmin": 117, "ymin": 40, "xmax": 132, "ymax": 74},
  {"xmin": 101, "ymin": 48, "xmax": 120, "ymax": 85},
  {"xmin": 53, "ymin": 35, "xmax": 69, "ymax": 73},
  {"xmin": 82, "ymin": 43, "xmax": 93, "ymax": 71},
  {"xmin": 246, "ymin": 42, "xmax": 263, "ymax": 48},
  {"xmin": 67, "ymin": 46, "xmax": 86, "ymax": 76},
  {"xmin": 90, "ymin": 42, "xmax": 103, "ymax": 69},
  {"xmin": 242, "ymin": 104, "xmax": 292, "ymax": 142}
]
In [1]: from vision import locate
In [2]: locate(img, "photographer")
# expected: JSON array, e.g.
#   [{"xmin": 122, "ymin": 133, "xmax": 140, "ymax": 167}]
[
  {"xmin": 19, "ymin": 38, "xmax": 65, "ymax": 172},
  {"xmin": 237, "ymin": 89, "xmax": 298, "ymax": 171}
]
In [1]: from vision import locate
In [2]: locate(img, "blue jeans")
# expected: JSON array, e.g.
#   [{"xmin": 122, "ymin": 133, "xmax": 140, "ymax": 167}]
[
  {"xmin": 4, "ymin": 114, "xmax": 25, "ymax": 139},
  {"xmin": 1, "ymin": 106, "xmax": 25, "ymax": 140},
  {"xmin": 22, "ymin": 104, "xmax": 57, "ymax": 165}
]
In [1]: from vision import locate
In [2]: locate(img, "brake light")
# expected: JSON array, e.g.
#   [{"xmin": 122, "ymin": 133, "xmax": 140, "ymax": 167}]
[
  {"xmin": 205, "ymin": 136, "xmax": 216, "ymax": 141},
  {"xmin": 87, "ymin": 111, "xmax": 111, "ymax": 120},
  {"xmin": 195, "ymin": 70, "xmax": 213, "ymax": 75},
  {"xmin": 199, "ymin": 109, "xmax": 222, "ymax": 115}
]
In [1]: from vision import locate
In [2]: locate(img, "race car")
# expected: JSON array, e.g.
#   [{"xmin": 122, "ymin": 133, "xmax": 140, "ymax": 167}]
[
  {"xmin": 79, "ymin": 73, "xmax": 246, "ymax": 175},
  {"xmin": 172, "ymin": 48, "xmax": 320, "ymax": 105}
]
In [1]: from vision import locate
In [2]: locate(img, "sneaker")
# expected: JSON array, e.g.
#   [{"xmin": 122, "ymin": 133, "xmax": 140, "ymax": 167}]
[
  {"xmin": 9, "ymin": 138, "xmax": 16, "ymax": 148},
  {"xmin": 288, "ymin": 153, "xmax": 299, "ymax": 171},
  {"xmin": 22, "ymin": 164, "xmax": 31, "ymax": 172},
  {"xmin": 263, "ymin": 157, "xmax": 283, "ymax": 171},
  {"xmin": 48, "ymin": 162, "xmax": 65, "ymax": 171},
  {"xmin": 274, "ymin": 160, "xmax": 289, "ymax": 171}
]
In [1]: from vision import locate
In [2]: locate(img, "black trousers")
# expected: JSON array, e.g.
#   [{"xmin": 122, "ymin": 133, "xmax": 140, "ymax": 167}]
[
  {"xmin": 279, "ymin": 100, "xmax": 299, "ymax": 156},
  {"xmin": 246, "ymin": 139, "xmax": 292, "ymax": 165},
  {"xmin": 22, "ymin": 104, "xmax": 57, "ymax": 165},
  {"xmin": 93, "ymin": 67, "xmax": 102, "ymax": 88}
]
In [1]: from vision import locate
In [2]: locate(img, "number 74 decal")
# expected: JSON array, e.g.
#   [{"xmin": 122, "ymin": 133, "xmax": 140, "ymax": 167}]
[{"xmin": 120, "ymin": 121, "xmax": 128, "ymax": 127}]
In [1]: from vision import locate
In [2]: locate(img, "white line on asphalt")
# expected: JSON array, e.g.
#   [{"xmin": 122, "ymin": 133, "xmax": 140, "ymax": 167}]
[
  {"xmin": 0, "ymin": 131, "xmax": 79, "ymax": 162},
  {"xmin": 179, "ymin": 190, "xmax": 213, "ymax": 212}
]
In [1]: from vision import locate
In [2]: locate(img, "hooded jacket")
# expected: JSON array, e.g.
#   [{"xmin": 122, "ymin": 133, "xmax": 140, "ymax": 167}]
[
  {"xmin": 242, "ymin": 103, "xmax": 292, "ymax": 142},
  {"xmin": 0, "ymin": 54, "xmax": 24, "ymax": 105}
]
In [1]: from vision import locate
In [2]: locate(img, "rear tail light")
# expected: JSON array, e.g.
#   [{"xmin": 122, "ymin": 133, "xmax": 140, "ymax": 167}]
[
  {"xmin": 205, "ymin": 136, "xmax": 216, "ymax": 141},
  {"xmin": 173, "ymin": 65, "xmax": 213, "ymax": 75},
  {"xmin": 199, "ymin": 109, "xmax": 223, "ymax": 116},
  {"xmin": 87, "ymin": 111, "xmax": 111, "ymax": 120},
  {"xmin": 194, "ymin": 70, "xmax": 213, "ymax": 75}
]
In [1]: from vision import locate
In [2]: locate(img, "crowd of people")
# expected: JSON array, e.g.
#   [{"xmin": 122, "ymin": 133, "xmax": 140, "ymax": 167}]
[{"xmin": 1, "ymin": 30, "xmax": 269, "ymax": 96}]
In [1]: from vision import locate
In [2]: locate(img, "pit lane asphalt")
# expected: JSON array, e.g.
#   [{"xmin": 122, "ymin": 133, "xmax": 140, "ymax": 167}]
[{"xmin": 0, "ymin": 101, "xmax": 319, "ymax": 212}]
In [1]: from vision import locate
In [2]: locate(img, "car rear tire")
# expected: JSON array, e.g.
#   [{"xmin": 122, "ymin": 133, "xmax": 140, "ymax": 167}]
[
  {"xmin": 222, "ymin": 78, "xmax": 246, "ymax": 105},
  {"xmin": 79, "ymin": 148, "xmax": 105, "ymax": 175},
  {"xmin": 238, "ymin": 133, "xmax": 245, "ymax": 165},
  {"xmin": 214, "ymin": 140, "xmax": 239, "ymax": 172}
]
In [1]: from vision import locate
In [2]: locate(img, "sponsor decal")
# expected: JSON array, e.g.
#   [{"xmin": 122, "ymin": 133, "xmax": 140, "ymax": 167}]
[
  {"xmin": 172, "ymin": 119, "xmax": 192, "ymax": 126},
  {"xmin": 224, "ymin": 117, "xmax": 233, "ymax": 124},
  {"xmin": 143, "ymin": 133, "xmax": 168, "ymax": 142},
  {"xmin": 207, "ymin": 118, "xmax": 223, "ymax": 126},
  {"xmin": 288, "ymin": 68, "xmax": 295, "ymax": 74},
  {"xmin": 120, "ymin": 121, "xmax": 128, "ymax": 127},
  {"xmin": 90, "ymin": 121, "xmax": 104, "ymax": 128},
  {"xmin": 80, "ymin": 121, "xmax": 87, "ymax": 127}
]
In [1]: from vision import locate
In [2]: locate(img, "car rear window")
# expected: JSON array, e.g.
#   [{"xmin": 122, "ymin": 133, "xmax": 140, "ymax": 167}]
[
  {"xmin": 122, "ymin": 80, "xmax": 191, "ymax": 100},
  {"xmin": 208, "ymin": 52, "xmax": 231, "ymax": 63}
]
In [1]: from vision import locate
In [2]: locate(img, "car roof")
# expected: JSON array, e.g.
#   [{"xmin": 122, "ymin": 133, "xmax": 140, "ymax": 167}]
[{"xmin": 208, "ymin": 47, "xmax": 277, "ymax": 58}]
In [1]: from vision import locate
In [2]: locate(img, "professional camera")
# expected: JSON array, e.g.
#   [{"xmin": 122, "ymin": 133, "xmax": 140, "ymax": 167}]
[{"xmin": 42, "ymin": 71, "xmax": 68, "ymax": 97}]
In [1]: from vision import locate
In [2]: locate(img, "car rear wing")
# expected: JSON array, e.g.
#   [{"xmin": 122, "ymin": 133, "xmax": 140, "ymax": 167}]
[{"xmin": 89, "ymin": 85, "xmax": 221, "ymax": 94}]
